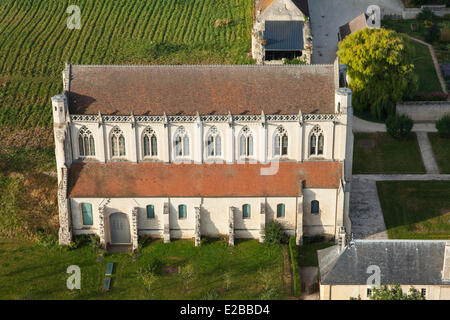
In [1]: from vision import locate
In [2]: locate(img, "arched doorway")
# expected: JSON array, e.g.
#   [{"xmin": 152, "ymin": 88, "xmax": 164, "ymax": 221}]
[{"xmin": 109, "ymin": 212, "xmax": 131, "ymax": 244}]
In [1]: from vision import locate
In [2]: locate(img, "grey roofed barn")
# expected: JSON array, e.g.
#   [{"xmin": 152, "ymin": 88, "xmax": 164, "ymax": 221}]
[{"xmin": 318, "ymin": 240, "xmax": 449, "ymax": 285}]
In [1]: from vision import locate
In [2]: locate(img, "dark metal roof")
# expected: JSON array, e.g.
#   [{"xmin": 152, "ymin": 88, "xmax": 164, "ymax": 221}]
[
  {"xmin": 319, "ymin": 240, "xmax": 448, "ymax": 285},
  {"xmin": 264, "ymin": 21, "xmax": 304, "ymax": 51}
]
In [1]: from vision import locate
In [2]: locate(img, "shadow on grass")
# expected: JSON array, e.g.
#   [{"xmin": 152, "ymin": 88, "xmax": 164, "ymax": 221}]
[{"xmin": 376, "ymin": 180, "xmax": 450, "ymax": 238}]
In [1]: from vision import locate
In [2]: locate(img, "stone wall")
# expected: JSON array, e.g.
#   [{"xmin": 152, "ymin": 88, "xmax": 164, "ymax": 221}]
[
  {"xmin": 396, "ymin": 101, "xmax": 450, "ymax": 122},
  {"xmin": 400, "ymin": 5, "xmax": 450, "ymax": 19}
]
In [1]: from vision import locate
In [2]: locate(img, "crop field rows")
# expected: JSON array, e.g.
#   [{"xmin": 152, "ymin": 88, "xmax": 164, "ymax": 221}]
[{"xmin": 0, "ymin": 0, "xmax": 253, "ymax": 128}]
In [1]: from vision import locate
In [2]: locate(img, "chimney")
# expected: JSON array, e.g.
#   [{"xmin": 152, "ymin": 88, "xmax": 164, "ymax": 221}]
[{"xmin": 443, "ymin": 241, "xmax": 450, "ymax": 281}]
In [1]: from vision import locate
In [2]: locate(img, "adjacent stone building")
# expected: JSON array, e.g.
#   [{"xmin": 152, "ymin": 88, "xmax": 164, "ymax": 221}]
[
  {"xmin": 338, "ymin": 12, "xmax": 380, "ymax": 43},
  {"xmin": 252, "ymin": 0, "xmax": 312, "ymax": 64},
  {"xmin": 52, "ymin": 63, "xmax": 353, "ymax": 251},
  {"xmin": 318, "ymin": 240, "xmax": 450, "ymax": 300}
]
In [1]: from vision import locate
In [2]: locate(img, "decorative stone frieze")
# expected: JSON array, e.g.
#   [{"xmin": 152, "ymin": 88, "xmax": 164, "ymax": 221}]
[{"xmin": 70, "ymin": 113, "xmax": 339, "ymax": 124}]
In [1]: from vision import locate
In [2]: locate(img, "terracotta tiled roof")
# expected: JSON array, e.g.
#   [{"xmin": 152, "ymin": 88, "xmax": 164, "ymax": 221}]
[
  {"xmin": 338, "ymin": 13, "xmax": 368, "ymax": 42},
  {"xmin": 68, "ymin": 161, "xmax": 343, "ymax": 198},
  {"xmin": 68, "ymin": 64, "xmax": 336, "ymax": 116}
]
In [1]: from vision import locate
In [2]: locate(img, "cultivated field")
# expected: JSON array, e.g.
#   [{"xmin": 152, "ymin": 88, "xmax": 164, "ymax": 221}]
[
  {"xmin": 0, "ymin": 0, "xmax": 253, "ymax": 128},
  {"xmin": 0, "ymin": 0, "xmax": 253, "ymax": 241}
]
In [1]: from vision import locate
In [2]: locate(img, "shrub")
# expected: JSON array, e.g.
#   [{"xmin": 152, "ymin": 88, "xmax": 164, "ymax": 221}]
[
  {"xmin": 425, "ymin": 23, "xmax": 441, "ymax": 43},
  {"xmin": 137, "ymin": 269, "xmax": 158, "ymax": 292},
  {"xmin": 263, "ymin": 221, "xmax": 288, "ymax": 245},
  {"xmin": 88, "ymin": 234, "xmax": 101, "ymax": 250},
  {"xmin": 289, "ymin": 236, "xmax": 301, "ymax": 297},
  {"xmin": 147, "ymin": 258, "xmax": 164, "ymax": 275},
  {"xmin": 35, "ymin": 231, "xmax": 58, "ymax": 248},
  {"xmin": 386, "ymin": 115, "xmax": 414, "ymax": 139},
  {"xmin": 417, "ymin": 8, "xmax": 437, "ymax": 22},
  {"xmin": 440, "ymin": 28, "xmax": 450, "ymax": 42},
  {"xmin": 436, "ymin": 114, "xmax": 450, "ymax": 137},
  {"xmin": 180, "ymin": 264, "xmax": 195, "ymax": 291},
  {"xmin": 283, "ymin": 58, "xmax": 306, "ymax": 65}
]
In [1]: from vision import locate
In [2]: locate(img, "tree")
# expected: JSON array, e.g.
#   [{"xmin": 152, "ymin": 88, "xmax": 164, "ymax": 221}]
[
  {"xmin": 386, "ymin": 114, "xmax": 414, "ymax": 139},
  {"xmin": 263, "ymin": 220, "xmax": 288, "ymax": 245},
  {"xmin": 369, "ymin": 284, "xmax": 425, "ymax": 300},
  {"xmin": 425, "ymin": 23, "xmax": 441, "ymax": 43},
  {"xmin": 337, "ymin": 28, "xmax": 418, "ymax": 120}
]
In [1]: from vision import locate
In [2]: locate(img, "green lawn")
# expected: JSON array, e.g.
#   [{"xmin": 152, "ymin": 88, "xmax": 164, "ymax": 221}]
[
  {"xmin": 353, "ymin": 133, "xmax": 426, "ymax": 174},
  {"xmin": 383, "ymin": 17, "xmax": 450, "ymax": 63},
  {"xmin": 297, "ymin": 240, "xmax": 333, "ymax": 267},
  {"xmin": 0, "ymin": 238, "xmax": 289, "ymax": 299},
  {"xmin": 382, "ymin": 18, "xmax": 447, "ymax": 94},
  {"xmin": 377, "ymin": 181, "xmax": 450, "ymax": 239},
  {"xmin": 0, "ymin": 0, "xmax": 253, "ymax": 240},
  {"xmin": 0, "ymin": 0, "xmax": 253, "ymax": 128},
  {"xmin": 428, "ymin": 133, "xmax": 450, "ymax": 174},
  {"xmin": 410, "ymin": 40, "xmax": 443, "ymax": 93}
]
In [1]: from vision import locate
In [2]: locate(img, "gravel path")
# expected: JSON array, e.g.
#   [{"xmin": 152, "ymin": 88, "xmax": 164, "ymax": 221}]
[
  {"xmin": 309, "ymin": 0, "xmax": 404, "ymax": 64},
  {"xmin": 350, "ymin": 175, "xmax": 388, "ymax": 240},
  {"xmin": 353, "ymin": 116, "xmax": 438, "ymax": 133},
  {"xmin": 416, "ymin": 132, "xmax": 440, "ymax": 174}
]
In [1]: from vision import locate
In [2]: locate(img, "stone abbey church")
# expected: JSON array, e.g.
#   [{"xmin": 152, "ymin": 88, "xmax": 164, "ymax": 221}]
[{"xmin": 52, "ymin": 62, "xmax": 354, "ymax": 250}]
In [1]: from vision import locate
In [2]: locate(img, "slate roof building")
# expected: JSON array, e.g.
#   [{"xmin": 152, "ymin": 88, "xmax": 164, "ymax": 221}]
[
  {"xmin": 252, "ymin": 0, "xmax": 312, "ymax": 64},
  {"xmin": 52, "ymin": 62, "xmax": 353, "ymax": 251},
  {"xmin": 337, "ymin": 12, "xmax": 380, "ymax": 43},
  {"xmin": 318, "ymin": 240, "xmax": 450, "ymax": 300}
]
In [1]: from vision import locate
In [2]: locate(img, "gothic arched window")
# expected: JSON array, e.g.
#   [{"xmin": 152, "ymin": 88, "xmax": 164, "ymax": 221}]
[
  {"xmin": 309, "ymin": 126, "xmax": 324, "ymax": 156},
  {"xmin": 78, "ymin": 126, "xmax": 95, "ymax": 157},
  {"xmin": 174, "ymin": 126, "xmax": 189, "ymax": 158},
  {"xmin": 111, "ymin": 126, "xmax": 126, "ymax": 157},
  {"xmin": 143, "ymin": 127, "xmax": 157, "ymax": 157},
  {"xmin": 239, "ymin": 126, "xmax": 253, "ymax": 157},
  {"xmin": 273, "ymin": 126, "xmax": 288, "ymax": 157},
  {"xmin": 206, "ymin": 126, "xmax": 222, "ymax": 158}
]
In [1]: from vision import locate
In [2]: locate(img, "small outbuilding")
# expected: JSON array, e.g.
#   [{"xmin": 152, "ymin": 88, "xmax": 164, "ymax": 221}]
[{"xmin": 318, "ymin": 240, "xmax": 450, "ymax": 300}]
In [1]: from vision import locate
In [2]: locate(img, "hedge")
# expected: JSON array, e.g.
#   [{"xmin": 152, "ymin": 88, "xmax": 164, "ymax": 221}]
[{"xmin": 289, "ymin": 236, "xmax": 301, "ymax": 297}]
